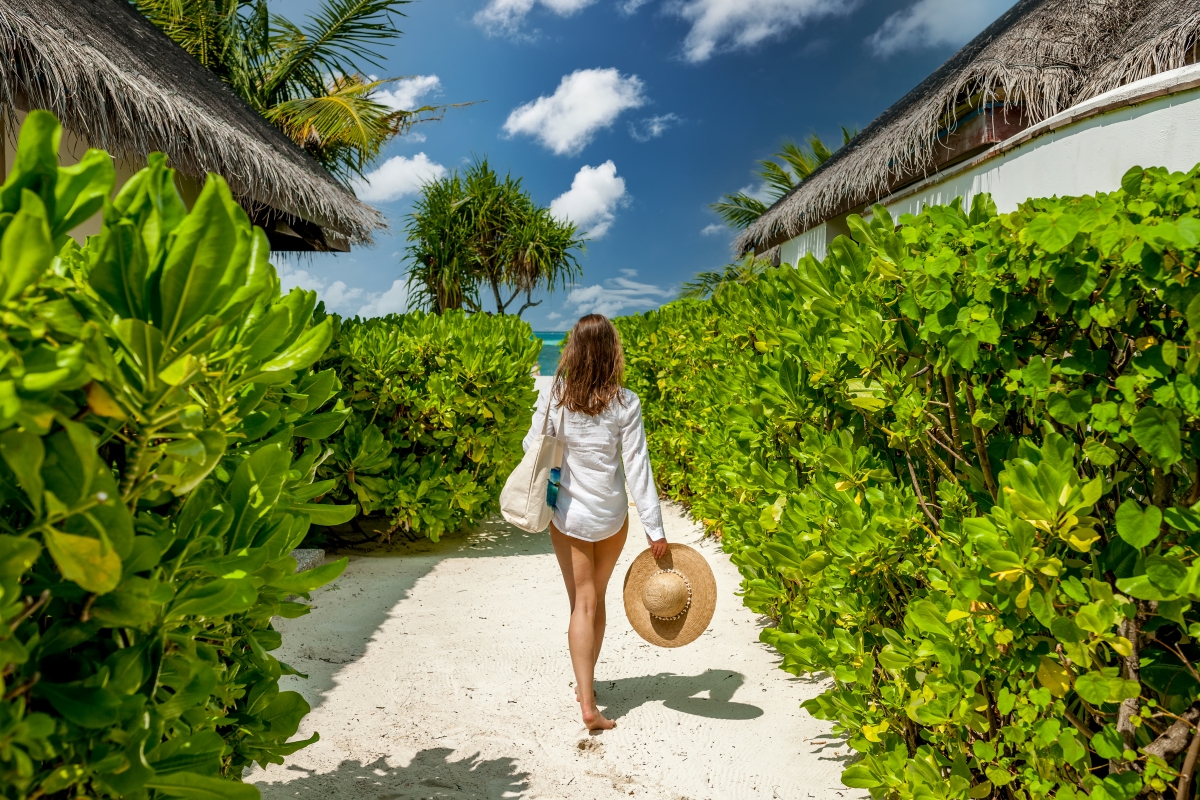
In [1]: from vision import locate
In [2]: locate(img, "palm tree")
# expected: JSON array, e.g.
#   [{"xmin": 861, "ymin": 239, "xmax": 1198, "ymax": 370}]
[
  {"xmin": 710, "ymin": 126, "xmax": 857, "ymax": 231},
  {"xmin": 134, "ymin": 0, "xmax": 446, "ymax": 184},
  {"xmin": 679, "ymin": 254, "xmax": 773, "ymax": 300},
  {"xmin": 405, "ymin": 160, "xmax": 584, "ymax": 316}
]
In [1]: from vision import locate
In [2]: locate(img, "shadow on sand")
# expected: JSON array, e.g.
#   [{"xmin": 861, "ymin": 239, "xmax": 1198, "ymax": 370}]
[
  {"xmin": 276, "ymin": 517, "xmax": 554, "ymax": 711},
  {"xmin": 256, "ymin": 750, "xmax": 529, "ymax": 800},
  {"xmin": 598, "ymin": 668, "xmax": 764, "ymax": 721}
]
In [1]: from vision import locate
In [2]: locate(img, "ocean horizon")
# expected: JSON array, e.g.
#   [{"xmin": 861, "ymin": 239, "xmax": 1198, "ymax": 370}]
[{"xmin": 532, "ymin": 330, "xmax": 564, "ymax": 375}]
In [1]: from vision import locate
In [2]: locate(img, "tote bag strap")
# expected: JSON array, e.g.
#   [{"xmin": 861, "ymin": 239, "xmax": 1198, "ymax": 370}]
[{"xmin": 552, "ymin": 403, "xmax": 566, "ymax": 469}]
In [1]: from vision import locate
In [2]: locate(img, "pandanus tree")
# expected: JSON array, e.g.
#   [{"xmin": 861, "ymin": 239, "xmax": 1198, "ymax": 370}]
[
  {"xmin": 134, "ymin": 0, "xmax": 447, "ymax": 184},
  {"xmin": 405, "ymin": 159, "xmax": 584, "ymax": 316}
]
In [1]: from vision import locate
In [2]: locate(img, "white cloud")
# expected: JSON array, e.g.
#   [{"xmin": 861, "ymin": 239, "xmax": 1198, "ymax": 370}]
[
  {"xmin": 277, "ymin": 266, "xmax": 410, "ymax": 319},
  {"xmin": 357, "ymin": 280, "xmax": 411, "ymax": 319},
  {"xmin": 375, "ymin": 75, "xmax": 442, "ymax": 111},
  {"xmin": 550, "ymin": 161, "xmax": 629, "ymax": 238},
  {"xmin": 405, "ymin": 131, "xmax": 427, "ymax": 143},
  {"xmin": 701, "ymin": 223, "xmax": 726, "ymax": 236},
  {"xmin": 739, "ymin": 182, "xmax": 774, "ymax": 202},
  {"xmin": 564, "ymin": 271, "xmax": 673, "ymax": 318},
  {"xmin": 547, "ymin": 311, "xmax": 563, "ymax": 320},
  {"xmin": 278, "ymin": 264, "xmax": 365, "ymax": 315},
  {"xmin": 670, "ymin": 0, "xmax": 857, "ymax": 62},
  {"xmin": 867, "ymin": 0, "xmax": 1012, "ymax": 56},
  {"xmin": 475, "ymin": 0, "xmax": 598, "ymax": 33},
  {"xmin": 619, "ymin": 0, "xmax": 652, "ymax": 13},
  {"xmin": 629, "ymin": 113, "xmax": 680, "ymax": 142},
  {"xmin": 503, "ymin": 68, "xmax": 646, "ymax": 156},
  {"xmin": 352, "ymin": 153, "xmax": 446, "ymax": 204}
]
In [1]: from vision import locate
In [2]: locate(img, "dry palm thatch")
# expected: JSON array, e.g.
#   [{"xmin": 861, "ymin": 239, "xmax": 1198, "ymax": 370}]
[
  {"xmin": 736, "ymin": 0, "xmax": 1200, "ymax": 257},
  {"xmin": 0, "ymin": 0, "xmax": 385, "ymax": 245}
]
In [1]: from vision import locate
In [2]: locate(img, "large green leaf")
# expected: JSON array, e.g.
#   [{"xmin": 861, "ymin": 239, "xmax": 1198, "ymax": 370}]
[
  {"xmin": 52, "ymin": 148, "xmax": 115, "ymax": 235},
  {"xmin": 268, "ymin": 557, "xmax": 348, "ymax": 595},
  {"xmin": 0, "ymin": 189, "xmax": 54, "ymax": 302},
  {"xmin": 146, "ymin": 772, "xmax": 260, "ymax": 800},
  {"xmin": 259, "ymin": 317, "xmax": 333, "ymax": 373},
  {"xmin": 35, "ymin": 681, "xmax": 122, "ymax": 728},
  {"xmin": 157, "ymin": 176, "xmax": 239, "ymax": 343},
  {"xmin": 1114, "ymin": 500, "xmax": 1162, "ymax": 550},
  {"xmin": 1132, "ymin": 406, "xmax": 1182, "ymax": 465},
  {"xmin": 1027, "ymin": 212, "xmax": 1080, "ymax": 253}
]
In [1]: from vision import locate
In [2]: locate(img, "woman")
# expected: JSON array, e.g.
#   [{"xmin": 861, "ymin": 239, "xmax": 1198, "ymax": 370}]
[{"xmin": 523, "ymin": 314, "xmax": 667, "ymax": 731}]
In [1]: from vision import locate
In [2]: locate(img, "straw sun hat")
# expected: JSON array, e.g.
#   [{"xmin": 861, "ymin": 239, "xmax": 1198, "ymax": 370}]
[{"xmin": 623, "ymin": 544, "xmax": 717, "ymax": 647}]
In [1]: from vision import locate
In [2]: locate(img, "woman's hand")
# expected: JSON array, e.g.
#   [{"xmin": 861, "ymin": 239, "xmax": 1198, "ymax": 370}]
[{"xmin": 648, "ymin": 536, "xmax": 668, "ymax": 559}]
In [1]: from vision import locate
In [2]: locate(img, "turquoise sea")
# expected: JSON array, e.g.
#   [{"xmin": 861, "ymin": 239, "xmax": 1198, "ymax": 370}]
[{"xmin": 533, "ymin": 331, "xmax": 563, "ymax": 376}]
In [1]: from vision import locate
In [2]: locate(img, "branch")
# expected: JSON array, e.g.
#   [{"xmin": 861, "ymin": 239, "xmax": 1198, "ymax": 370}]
[
  {"xmin": 516, "ymin": 296, "xmax": 541, "ymax": 317},
  {"xmin": 905, "ymin": 450, "xmax": 940, "ymax": 530},
  {"xmin": 963, "ymin": 378, "xmax": 997, "ymax": 501},
  {"xmin": 1144, "ymin": 702, "xmax": 1200, "ymax": 762},
  {"xmin": 1179, "ymin": 729, "xmax": 1200, "ymax": 799}
]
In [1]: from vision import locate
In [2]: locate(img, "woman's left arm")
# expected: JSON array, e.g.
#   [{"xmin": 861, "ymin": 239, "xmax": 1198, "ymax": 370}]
[{"xmin": 620, "ymin": 392, "xmax": 667, "ymax": 557}]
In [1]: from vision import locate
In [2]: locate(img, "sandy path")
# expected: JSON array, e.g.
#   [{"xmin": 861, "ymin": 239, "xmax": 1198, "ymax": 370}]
[{"xmin": 247, "ymin": 502, "xmax": 859, "ymax": 800}]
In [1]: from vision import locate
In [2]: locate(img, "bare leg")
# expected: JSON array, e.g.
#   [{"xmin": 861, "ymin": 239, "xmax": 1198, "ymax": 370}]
[
  {"xmin": 551, "ymin": 521, "xmax": 627, "ymax": 730},
  {"xmin": 589, "ymin": 518, "xmax": 628, "ymax": 670}
]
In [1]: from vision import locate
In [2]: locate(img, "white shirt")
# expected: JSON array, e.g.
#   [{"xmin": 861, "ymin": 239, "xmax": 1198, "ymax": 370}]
[{"xmin": 523, "ymin": 386, "xmax": 665, "ymax": 542}]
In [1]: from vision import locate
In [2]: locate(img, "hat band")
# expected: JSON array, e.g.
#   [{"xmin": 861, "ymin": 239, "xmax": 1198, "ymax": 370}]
[{"xmin": 649, "ymin": 568, "xmax": 692, "ymax": 621}]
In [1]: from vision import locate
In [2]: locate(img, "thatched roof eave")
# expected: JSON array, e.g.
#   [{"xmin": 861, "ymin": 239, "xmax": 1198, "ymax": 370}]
[
  {"xmin": 737, "ymin": 0, "xmax": 1200, "ymax": 257},
  {"xmin": 0, "ymin": 0, "xmax": 386, "ymax": 246}
]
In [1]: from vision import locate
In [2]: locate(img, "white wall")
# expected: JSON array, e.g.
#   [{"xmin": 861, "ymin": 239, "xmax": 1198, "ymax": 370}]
[
  {"xmin": 884, "ymin": 81, "xmax": 1200, "ymax": 220},
  {"xmin": 777, "ymin": 63, "xmax": 1200, "ymax": 260}
]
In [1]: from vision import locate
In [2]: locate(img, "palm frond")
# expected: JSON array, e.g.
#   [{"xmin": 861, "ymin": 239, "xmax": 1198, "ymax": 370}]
[
  {"xmin": 265, "ymin": 0, "xmax": 407, "ymax": 99},
  {"xmin": 709, "ymin": 192, "xmax": 769, "ymax": 231},
  {"xmin": 680, "ymin": 255, "xmax": 772, "ymax": 300}
]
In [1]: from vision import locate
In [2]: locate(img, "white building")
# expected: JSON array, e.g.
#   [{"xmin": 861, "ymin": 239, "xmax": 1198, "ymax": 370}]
[{"xmin": 737, "ymin": 0, "xmax": 1200, "ymax": 264}]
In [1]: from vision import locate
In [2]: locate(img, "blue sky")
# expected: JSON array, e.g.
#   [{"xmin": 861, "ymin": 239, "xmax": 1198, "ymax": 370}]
[{"xmin": 279, "ymin": 0, "xmax": 1014, "ymax": 330}]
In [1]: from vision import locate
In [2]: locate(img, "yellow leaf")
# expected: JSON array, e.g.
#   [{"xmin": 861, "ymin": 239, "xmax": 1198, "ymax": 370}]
[
  {"xmin": 1108, "ymin": 636, "xmax": 1133, "ymax": 657},
  {"xmin": 1036, "ymin": 656, "xmax": 1071, "ymax": 697},
  {"xmin": 834, "ymin": 480, "xmax": 854, "ymax": 492},
  {"xmin": 1063, "ymin": 527, "xmax": 1100, "ymax": 552},
  {"xmin": 43, "ymin": 528, "xmax": 121, "ymax": 594},
  {"xmin": 160, "ymin": 354, "xmax": 201, "ymax": 386},
  {"xmin": 85, "ymin": 382, "xmax": 125, "ymax": 419},
  {"xmin": 861, "ymin": 720, "xmax": 890, "ymax": 742},
  {"xmin": 1016, "ymin": 576, "xmax": 1033, "ymax": 609},
  {"xmin": 945, "ymin": 609, "xmax": 971, "ymax": 623}
]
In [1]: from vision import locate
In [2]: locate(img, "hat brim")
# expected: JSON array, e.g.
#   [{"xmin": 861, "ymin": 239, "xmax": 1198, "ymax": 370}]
[{"xmin": 623, "ymin": 543, "xmax": 717, "ymax": 648}]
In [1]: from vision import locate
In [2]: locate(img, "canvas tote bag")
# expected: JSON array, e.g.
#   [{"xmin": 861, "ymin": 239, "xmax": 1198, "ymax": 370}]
[{"xmin": 500, "ymin": 402, "xmax": 565, "ymax": 532}]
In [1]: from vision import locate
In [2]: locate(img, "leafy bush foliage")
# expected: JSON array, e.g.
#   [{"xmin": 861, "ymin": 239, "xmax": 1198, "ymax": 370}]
[
  {"xmin": 618, "ymin": 165, "xmax": 1200, "ymax": 798},
  {"xmin": 315, "ymin": 310, "xmax": 538, "ymax": 540},
  {"xmin": 0, "ymin": 111, "xmax": 352, "ymax": 799}
]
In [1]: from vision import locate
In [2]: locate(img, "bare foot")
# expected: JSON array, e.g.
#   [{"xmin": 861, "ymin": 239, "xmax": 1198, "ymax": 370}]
[
  {"xmin": 575, "ymin": 687, "xmax": 598, "ymax": 703},
  {"xmin": 581, "ymin": 705, "xmax": 615, "ymax": 731}
]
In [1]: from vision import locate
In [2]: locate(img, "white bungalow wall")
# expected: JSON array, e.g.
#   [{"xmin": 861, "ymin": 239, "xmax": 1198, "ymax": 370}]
[
  {"xmin": 778, "ymin": 63, "xmax": 1200, "ymax": 263},
  {"xmin": 2, "ymin": 109, "xmax": 203, "ymax": 241}
]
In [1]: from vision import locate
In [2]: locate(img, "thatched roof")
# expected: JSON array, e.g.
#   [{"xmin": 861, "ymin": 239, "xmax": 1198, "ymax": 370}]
[
  {"xmin": 737, "ymin": 0, "xmax": 1200, "ymax": 256},
  {"xmin": 0, "ymin": 0, "xmax": 385, "ymax": 246}
]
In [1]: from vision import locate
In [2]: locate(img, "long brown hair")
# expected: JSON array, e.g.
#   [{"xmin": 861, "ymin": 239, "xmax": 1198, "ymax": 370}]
[{"xmin": 553, "ymin": 314, "xmax": 625, "ymax": 415}]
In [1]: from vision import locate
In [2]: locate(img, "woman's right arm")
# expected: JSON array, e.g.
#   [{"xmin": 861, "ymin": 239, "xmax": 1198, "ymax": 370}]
[{"xmin": 522, "ymin": 391, "xmax": 551, "ymax": 453}]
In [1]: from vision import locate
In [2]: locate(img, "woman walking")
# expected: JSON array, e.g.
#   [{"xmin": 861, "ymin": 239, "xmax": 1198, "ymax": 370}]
[{"xmin": 523, "ymin": 314, "xmax": 667, "ymax": 731}]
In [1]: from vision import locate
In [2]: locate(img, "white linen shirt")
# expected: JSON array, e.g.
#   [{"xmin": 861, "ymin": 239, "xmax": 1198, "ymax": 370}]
[{"xmin": 523, "ymin": 386, "xmax": 665, "ymax": 542}]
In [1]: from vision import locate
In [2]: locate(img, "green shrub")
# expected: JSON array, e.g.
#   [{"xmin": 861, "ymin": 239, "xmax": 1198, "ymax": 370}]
[
  {"xmin": 0, "ymin": 111, "xmax": 352, "ymax": 799},
  {"xmin": 618, "ymin": 165, "xmax": 1200, "ymax": 798},
  {"xmin": 315, "ymin": 310, "xmax": 538, "ymax": 540}
]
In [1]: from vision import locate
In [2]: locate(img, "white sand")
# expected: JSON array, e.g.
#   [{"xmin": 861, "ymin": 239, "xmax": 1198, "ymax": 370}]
[{"xmin": 248, "ymin": 502, "xmax": 860, "ymax": 800}]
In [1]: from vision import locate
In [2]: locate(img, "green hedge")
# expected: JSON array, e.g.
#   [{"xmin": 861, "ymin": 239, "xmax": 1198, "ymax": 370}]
[
  {"xmin": 314, "ymin": 310, "xmax": 538, "ymax": 541},
  {"xmin": 618, "ymin": 165, "xmax": 1200, "ymax": 799},
  {"xmin": 0, "ymin": 111, "xmax": 352, "ymax": 799}
]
